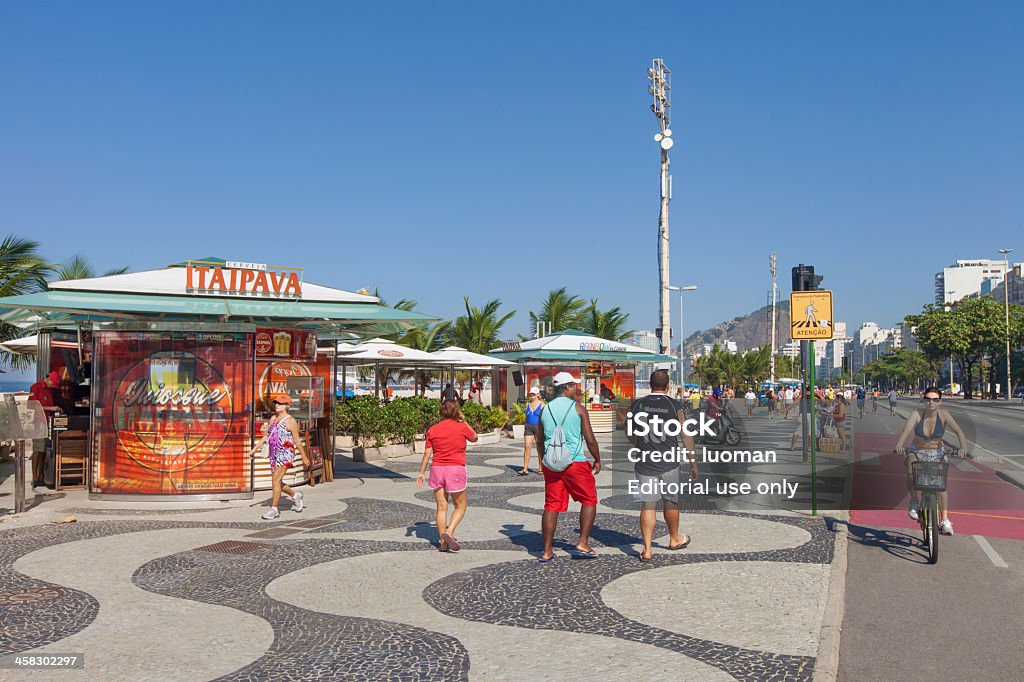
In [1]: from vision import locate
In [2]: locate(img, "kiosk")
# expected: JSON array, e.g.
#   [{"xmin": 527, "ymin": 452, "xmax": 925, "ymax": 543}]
[
  {"xmin": 0, "ymin": 257, "xmax": 434, "ymax": 499},
  {"xmin": 489, "ymin": 330, "xmax": 677, "ymax": 433}
]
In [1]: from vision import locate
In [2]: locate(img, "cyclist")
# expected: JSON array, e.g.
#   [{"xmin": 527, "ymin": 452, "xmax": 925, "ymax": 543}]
[
  {"xmin": 855, "ymin": 386, "xmax": 866, "ymax": 418},
  {"xmin": 871, "ymin": 387, "xmax": 880, "ymax": 413},
  {"xmin": 894, "ymin": 386, "xmax": 969, "ymax": 535}
]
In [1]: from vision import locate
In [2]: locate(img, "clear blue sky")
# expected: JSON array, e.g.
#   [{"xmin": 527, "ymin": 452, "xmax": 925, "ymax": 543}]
[{"xmin": 2, "ymin": 1, "xmax": 1022, "ymax": 375}]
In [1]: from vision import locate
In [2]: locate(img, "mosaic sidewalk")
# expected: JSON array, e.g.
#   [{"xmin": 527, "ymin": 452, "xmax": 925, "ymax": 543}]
[{"xmin": 0, "ymin": 433, "xmax": 843, "ymax": 681}]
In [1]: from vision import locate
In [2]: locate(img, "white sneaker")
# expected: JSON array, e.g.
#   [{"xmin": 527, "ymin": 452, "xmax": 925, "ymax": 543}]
[
  {"xmin": 261, "ymin": 507, "xmax": 280, "ymax": 520},
  {"xmin": 908, "ymin": 499, "xmax": 920, "ymax": 521},
  {"xmin": 939, "ymin": 519, "xmax": 954, "ymax": 535},
  {"xmin": 292, "ymin": 492, "xmax": 304, "ymax": 512}
]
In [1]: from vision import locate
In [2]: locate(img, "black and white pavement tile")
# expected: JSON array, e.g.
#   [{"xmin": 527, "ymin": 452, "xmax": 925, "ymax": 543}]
[
  {"xmin": 133, "ymin": 538, "xmax": 469, "ymax": 681},
  {"xmin": 0, "ymin": 519, "xmax": 267, "ymax": 655}
]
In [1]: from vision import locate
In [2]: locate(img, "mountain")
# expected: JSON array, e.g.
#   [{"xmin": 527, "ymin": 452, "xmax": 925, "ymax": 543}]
[{"xmin": 681, "ymin": 300, "xmax": 790, "ymax": 356}]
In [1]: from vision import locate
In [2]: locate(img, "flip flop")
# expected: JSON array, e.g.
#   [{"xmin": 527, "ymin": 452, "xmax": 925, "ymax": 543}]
[
  {"xmin": 517, "ymin": 470, "xmax": 530, "ymax": 476},
  {"xmin": 639, "ymin": 553, "xmax": 653, "ymax": 562},
  {"xmin": 441, "ymin": 533, "xmax": 461, "ymax": 552},
  {"xmin": 668, "ymin": 536, "xmax": 691, "ymax": 550},
  {"xmin": 573, "ymin": 547, "xmax": 598, "ymax": 558},
  {"xmin": 538, "ymin": 555, "xmax": 555, "ymax": 563}
]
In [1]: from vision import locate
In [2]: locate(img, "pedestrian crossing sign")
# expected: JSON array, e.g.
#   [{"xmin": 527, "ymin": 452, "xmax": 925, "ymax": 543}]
[{"xmin": 790, "ymin": 290, "xmax": 834, "ymax": 340}]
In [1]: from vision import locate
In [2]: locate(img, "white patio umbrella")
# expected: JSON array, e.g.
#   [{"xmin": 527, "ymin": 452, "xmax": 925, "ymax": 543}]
[
  {"xmin": 430, "ymin": 346, "xmax": 514, "ymax": 403},
  {"xmin": 336, "ymin": 338, "xmax": 442, "ymax": 397},
  {"xmin": 0, "ymin": 335, "xmax": 38, "ymax": 355}
]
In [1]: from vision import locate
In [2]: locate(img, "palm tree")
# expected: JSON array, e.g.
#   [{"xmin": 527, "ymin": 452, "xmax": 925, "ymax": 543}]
[
  {"xmin": 401, "ymin": 321, "xmax": 452, "ymax": 396},
  {"xmin": 740, "ymin": 346, "xmax": 772, "ymax": 389},
  {"xmin": 452, "ymin": 297, "xmax": 515, "ymax": 391},
  {"xmin": 54, "ymin": 253, "xmax": 129, "ymax": 281},
  {"xmin": 0, "ymin": 235, "xmax": 53, "ymax": 370},
  {"xmin": 580, "ymin": 299, "xmax": 633, "ymax": 341},
  {"xmin": 529, "ymin": 288, "xmax": 587, "ymax": 336},
  {"xmin": 452, "ymin": 297, "xmax": 515, "ymax": 355}
]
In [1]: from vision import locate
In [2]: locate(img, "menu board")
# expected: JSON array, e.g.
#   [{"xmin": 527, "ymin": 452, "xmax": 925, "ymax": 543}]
[{"xmin": 255, "ymin": 328, "xmax": 316, "ymax": 360}]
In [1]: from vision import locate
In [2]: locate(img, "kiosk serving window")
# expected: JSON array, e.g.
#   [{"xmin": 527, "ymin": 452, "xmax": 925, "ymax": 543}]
[{"xmin": 90, "ymin": 330, "xmax": 254, "ymax": 495}]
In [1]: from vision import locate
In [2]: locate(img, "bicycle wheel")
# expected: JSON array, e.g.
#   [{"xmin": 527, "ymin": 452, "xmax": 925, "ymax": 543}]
[
  {"xmin": 924, "ymin": 494, "xmax": 939, "ymax": 564},
  {"xmin": 919, "ymin": 497, "xmax": 930, "ymax": 548}
]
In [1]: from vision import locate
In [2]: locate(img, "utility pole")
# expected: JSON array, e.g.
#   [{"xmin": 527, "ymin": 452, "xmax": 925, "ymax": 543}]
[
  {"xmin": 998, "ymin": 249, "xmax": 1013, "ymax": 400},
  {"xmin": 649, "ymin": 58, "xmax": 673, "ymax": 356},
  {"xmin": 770, "ymin": 252, "xmax": 778, "ymax": 382}
]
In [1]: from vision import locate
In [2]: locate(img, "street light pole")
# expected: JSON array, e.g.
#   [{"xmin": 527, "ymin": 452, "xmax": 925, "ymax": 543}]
[
  {"xmin": 998, "ymin": 249, "xmax": 1014, "ymax": 400},
  {"xmin": 670, "ymin": 285, "xmax": 698, "ymax": 387},
  {"xmin": 649, "ymin": 58, "xmax": 673, "ymax": 356}
]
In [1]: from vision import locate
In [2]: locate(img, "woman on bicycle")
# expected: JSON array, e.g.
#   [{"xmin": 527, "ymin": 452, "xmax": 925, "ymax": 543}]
[{"xmin": 894, "ymin": 386, "xmax": 969, "ymax": 536}]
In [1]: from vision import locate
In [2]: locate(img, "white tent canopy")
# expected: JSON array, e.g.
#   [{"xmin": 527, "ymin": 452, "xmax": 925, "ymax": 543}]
[
  {"xmin": 429, "ymin": 346, "xmax": 514, "ymax": 368},
  {"xmin": 497, "ymin": 332, "xmax": 657, "ymax": 356},
  {"xmin": 336, "ymin": 338, "xmax": 440, "ymax": 364},
  {"xmin": 0, "ymin": 335, "xmax": 38, "ymax": 355}
]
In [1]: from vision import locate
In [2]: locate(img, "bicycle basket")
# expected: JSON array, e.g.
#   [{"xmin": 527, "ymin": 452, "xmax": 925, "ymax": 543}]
[{"xmin": 912, "ymin": 460, "xmax": 949, "ymax": 492}]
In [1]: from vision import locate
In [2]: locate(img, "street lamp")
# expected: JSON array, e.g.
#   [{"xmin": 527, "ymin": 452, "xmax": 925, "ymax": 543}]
[
  {"xmin": 998, "ymin": 249, "xmax": 1013, "ymax": 400},
  {"xmin": 669, "ymin": 285, "xmax": 698, "ymax": 387}
]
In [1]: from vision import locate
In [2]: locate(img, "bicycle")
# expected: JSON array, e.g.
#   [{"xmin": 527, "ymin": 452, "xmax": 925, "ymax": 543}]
[
  {"xmin": 871, "ymin": 397, "xmax": 878, "ymax": 414},
  {"xmin": 908, "ymin": 448, "xmax": 953, "ymax": 565}
]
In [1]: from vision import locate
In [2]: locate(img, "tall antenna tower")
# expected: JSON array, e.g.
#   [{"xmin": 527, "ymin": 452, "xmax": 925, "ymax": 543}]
[
  {"xmin": 769, "ymin": 252, "xmax": 778, "ymax": 382},
  {"xmin": 648, "ymin": 58, "xmax": 673, "ymax": 356}
]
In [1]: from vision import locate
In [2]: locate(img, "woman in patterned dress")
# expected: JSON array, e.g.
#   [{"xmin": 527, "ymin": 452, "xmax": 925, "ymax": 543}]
[{"xmin": 249, "ymin": 393, "xmax": 310, "ymax": 519}]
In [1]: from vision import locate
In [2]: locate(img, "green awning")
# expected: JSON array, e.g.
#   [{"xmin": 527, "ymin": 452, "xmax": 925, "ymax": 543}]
[
  {"xmin": 0, "ymin": 290, "xmax": 436, "ymax": 337},
  {"xmin": 489, "ymin": 349, "xmax": 678, "ymax": 364}
]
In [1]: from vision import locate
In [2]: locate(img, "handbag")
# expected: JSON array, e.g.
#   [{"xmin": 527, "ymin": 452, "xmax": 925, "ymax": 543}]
[{"xmin": 542, "ymin": 400, "xmax": 576, "ymax": 472}]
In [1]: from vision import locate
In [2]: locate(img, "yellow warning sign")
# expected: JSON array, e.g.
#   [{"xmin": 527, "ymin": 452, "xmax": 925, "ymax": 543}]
[{"xmin": 790, "ymin": 290, "xmax": 834, "ymax": 340}]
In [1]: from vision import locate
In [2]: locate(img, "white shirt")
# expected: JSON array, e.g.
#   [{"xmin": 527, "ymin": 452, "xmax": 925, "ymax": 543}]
[
  {"xmin": 744, "ymin": 391, "xmax": 756, "ymax": 401},
  {"xmin": 785, "ymin": 389, "xmax": 794, "ymax": 402}
]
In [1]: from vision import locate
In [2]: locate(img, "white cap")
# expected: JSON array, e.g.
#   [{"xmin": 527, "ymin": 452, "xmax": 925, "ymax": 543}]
[
  {"xmin": 528, "ymin": 385, "xmax": 541, "ymax": 395},
  {"xmin": 552, "ymin": 371, "xmax": 581, "ymax": 387}
]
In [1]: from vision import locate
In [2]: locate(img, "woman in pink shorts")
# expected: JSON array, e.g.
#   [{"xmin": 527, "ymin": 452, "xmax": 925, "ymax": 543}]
[{"xmin": 416, "ymin": 400, "xmax": 478, "ymax": 552}]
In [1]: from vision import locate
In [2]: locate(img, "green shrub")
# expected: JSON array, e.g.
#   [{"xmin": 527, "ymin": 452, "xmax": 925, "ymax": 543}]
[
  {"xmin": 509, "ymin": 403, "xmax": 526, "ymax": 426},
  {"xmin": 335, "ymin": 396, "xmax": 442, "ymax": 447}
]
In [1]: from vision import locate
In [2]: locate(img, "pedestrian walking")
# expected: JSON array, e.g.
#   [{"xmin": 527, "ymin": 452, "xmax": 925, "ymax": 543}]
[
  {"xmin": 628, "ymin": 369, "xmax": 697, "ymax": 561},
  {"xmin": 744, "ymin": 388, "xmax": 757, "ymax": 416},
  {"xmin": 249, "ymin": 394, "xmax": 309, "ymax": 520},
  {"xmin": 783, "ymin": 387, "xmax": 795, "ymax": 418},
  {"xmin": 520, "ymin": 386, "xmax": 544, "ymax": 475},
  {"xmin": 416, "ymin": 399, "xmax": 478, "ymax": 552},
  {"xmin": 888, "ymin": 388, "xmax": 899, "ymax": 416},
  {"xmin": 856, "ymin": 386, "xmax": 866, "ymax": 418},
  {"xmin": 536, "ymin": 372, "xmax": 601, "ymax": 562},
  {"xmin": 767, "ymin": 387, "xmax": 777, "ymax": 419}
]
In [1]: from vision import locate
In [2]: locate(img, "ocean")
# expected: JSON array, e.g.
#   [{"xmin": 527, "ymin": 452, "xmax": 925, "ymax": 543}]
[{"xmin": 0, "ymin": 380, "xmax": 32, "ymax": 394}]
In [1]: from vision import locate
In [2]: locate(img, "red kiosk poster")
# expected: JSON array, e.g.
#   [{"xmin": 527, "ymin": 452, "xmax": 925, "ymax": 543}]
[{"xmin": 91, "ymin": 330, "xmax": 254, "ymax": 495}]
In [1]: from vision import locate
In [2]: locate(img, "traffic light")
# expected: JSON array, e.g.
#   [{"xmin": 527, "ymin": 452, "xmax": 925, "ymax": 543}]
[
  {"xmin": 791, "ymin": 264, "xmax": 824, "ymax": 292},
  {"xmin": 842, "ymin": 356, "xmax": 849, "ymax": 373}
]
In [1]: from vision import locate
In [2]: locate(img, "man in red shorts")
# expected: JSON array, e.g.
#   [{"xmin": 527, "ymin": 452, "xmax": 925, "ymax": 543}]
[{"xmin": 536, "ymin": 371, "xmax": 602, "ymax": 561}]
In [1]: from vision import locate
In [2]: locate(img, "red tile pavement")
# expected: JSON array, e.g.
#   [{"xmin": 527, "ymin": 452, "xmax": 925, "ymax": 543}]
[{"xmin": 850, "ymin": 432, "xmax": 1024, "ymax": 541}]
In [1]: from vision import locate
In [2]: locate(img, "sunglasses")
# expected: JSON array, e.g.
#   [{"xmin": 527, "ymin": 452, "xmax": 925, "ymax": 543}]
[
  {"xmin": 922, "ymin": 397, "xmax": 942, "ymax": 403},
  {"xmin": 271, "ymin": 400, "xmax": 288, "ymax": 406}
]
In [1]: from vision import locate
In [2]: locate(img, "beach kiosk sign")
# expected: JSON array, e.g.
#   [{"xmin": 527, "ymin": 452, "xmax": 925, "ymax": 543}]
[{"xmin": 790, "ymin": 290, "xmax": 834, "ymax": 341}]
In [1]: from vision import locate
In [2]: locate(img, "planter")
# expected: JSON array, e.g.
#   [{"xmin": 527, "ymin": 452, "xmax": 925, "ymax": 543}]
[
  {"xmin": 335, "ymin": 435, "xmax": 356, "ymax": 449},
  {"xmin": 414, "ymin": 439, "xmax": 426, "ymax": 454},
  {"xmin": 470, "ymin": 429, "xmax": 501, "ymax": 447},
  {"xmin": 512, "ymin": 425, "xmax": 525, "ymax": 439},
  {"xmin": 352, "ymin": 443, "xmax": 416, "ymax": 461}
]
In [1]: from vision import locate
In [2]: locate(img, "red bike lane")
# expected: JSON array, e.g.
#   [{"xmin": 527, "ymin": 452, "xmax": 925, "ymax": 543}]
[{"xmin": 849, "ymin": 432, "xmax": 1024, "ymax": 540}]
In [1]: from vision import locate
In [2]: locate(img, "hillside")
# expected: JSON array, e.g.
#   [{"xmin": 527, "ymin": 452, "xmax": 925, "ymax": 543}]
[{"xmin": 681, "ymin": 300, "xmax": 790, "ymax": 356}]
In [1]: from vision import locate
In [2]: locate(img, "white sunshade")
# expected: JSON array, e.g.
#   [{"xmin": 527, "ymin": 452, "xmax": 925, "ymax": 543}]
[
  {"xmin": 0, "ymin": 335, "xmax": 39, "ymax": 354},
  {"xmin": 430, "ymin": 346, "xmax": 515, "ymax": 368},
  {"xmin": 491, "ymin": 331, "xmax": 658, "ymax": 356},
  {"xmin": 335, "ymin": 338, "xmax": 441, "ymax": 364}
]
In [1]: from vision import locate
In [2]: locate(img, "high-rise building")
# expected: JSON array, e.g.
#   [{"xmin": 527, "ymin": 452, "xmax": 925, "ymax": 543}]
[
  {"xmin": 934, "ymin": 259, "xmax": 1007, "ymax": 304},
  {"xmin": 627, "ymin": 330, "xmax": 659, "ymax": 384},
  {"xmin": 988, "ymin": 262, "xmax": 1024, "ymax": 306}
]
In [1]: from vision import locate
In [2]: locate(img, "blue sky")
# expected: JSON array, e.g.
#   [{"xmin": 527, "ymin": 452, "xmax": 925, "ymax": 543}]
[{"xmin": 2, "ymin": 1, "xmax": 1022, "ymax": 382}]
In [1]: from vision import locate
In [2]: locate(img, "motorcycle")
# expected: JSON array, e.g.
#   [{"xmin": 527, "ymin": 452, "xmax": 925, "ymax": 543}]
[{"xmin": 697, "ymin": 399, "xmax": 742, "ymax": 447}]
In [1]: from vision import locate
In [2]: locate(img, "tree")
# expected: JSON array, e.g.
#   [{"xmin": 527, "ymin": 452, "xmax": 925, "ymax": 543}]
[
  {"xmin": 740, "ymin": 346, "xmax": 772, "ymax": 388},
  {"xmin": 54, "ymin": 254, "xmax": 129, "ymax": 281},
  {"xmin": 529, "ymin": 288, "xmax": 587, "ymax": 335},
  {"xmin": 401, "ymin": 321, "xmax": 451, "ymax": 396},
  {"xmin": 906, "ymin": 297, "xmax": 1019, "ymax": 399},
  {"xmin": 0, "ymin": 235, "xmax": 53, "ymax": 370},
  {"xmin": 579, "ymin": 299, "xmax": 632, "ymax": 341},
  {"xmin": 452, "ymin": 297, "xmax": 515, "ymax": 355}
]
